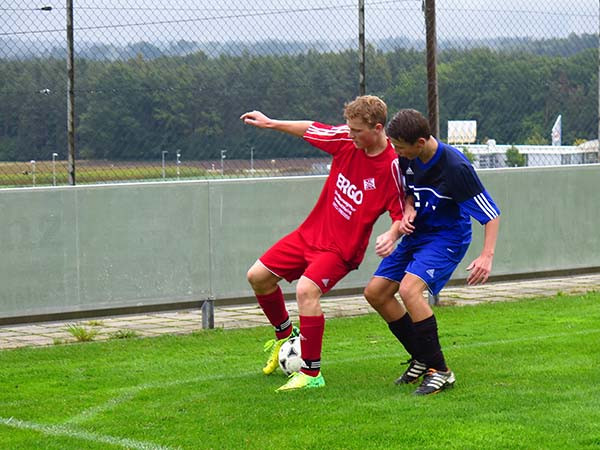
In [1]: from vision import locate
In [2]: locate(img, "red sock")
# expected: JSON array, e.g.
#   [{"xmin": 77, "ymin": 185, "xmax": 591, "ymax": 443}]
[
  {"xmin": 299, "ymin": 314, "xmax": 325, "ymax": 377},
  {"xmin": 256, "ymin": 286, "xmax": 292, "ymax": 340}
]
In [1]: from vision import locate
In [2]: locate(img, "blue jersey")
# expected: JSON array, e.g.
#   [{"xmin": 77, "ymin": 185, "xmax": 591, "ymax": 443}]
[{"xmin": 399, "ymin": 140, "xmax": 500, "ymax": 244}]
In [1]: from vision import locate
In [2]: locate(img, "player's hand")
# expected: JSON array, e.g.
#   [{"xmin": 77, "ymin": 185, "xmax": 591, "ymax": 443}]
[
  {"xmin": 466, "ymin": 253, "xmax": 493, "ymax": 285},
  {"xmin": 375, "ymin": 231, "xmax": 396, "ymax": 258},
  {"xmin": 398, "ymin": 209, "xmax": 416, "ymax": 235},
  {"xmin": 240, "ymin": 110, "xmax": 272, "ymax": 128}
]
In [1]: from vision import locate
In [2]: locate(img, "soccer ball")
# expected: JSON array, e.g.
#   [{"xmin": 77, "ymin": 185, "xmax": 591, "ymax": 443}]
[{"xmin": 278, "ymin": 336, "xmax": 302, "ymax": 376}]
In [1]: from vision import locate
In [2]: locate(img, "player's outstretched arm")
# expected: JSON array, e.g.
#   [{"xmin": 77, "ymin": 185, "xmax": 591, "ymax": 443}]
[
  {"xmin": 240, "ymin": 110, "xmax": 313, "ymax": 137},
  {"xmin": 466, "ymin": 216, "xmax": 500, "ymax": 286}
]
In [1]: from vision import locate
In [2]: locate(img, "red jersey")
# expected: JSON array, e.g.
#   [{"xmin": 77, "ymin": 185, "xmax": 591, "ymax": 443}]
[{"xmin": 297, "ymin": 122, "xmax": 404, "ymax": 269}]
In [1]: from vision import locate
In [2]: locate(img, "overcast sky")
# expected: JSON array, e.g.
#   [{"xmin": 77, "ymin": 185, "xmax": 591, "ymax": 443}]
[{"xmin": 3, "ymin": 0, "xmax": 598, "ymax": 44}]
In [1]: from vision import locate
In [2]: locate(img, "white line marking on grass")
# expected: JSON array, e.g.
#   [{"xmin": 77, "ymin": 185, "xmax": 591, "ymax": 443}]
[
  {"xmin": 65, "ymin": 327, "xmax": 600, "ymax": 425},
  {"xmin": 0, "ymin": 416, "xmax": 175, "ymax": 450},
  {"xmin": 66, "ymin": 390, "xmax": 139, "ymax": 424},
  {"xmin": 448, "ymin": 328, "xmax": 600, "ymax": 350},
  {"xmin": 64, "ymin": 371, "xmax": 258, "ymax": 425}
]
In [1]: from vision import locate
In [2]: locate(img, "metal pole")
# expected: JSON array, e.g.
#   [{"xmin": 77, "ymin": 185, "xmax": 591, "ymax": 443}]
[
  {"xmin": 161, "ymin": 150, "xmax": 168, "ymax": 179},
  {"xmin": 428, "ymin": 292, "xmax": 440, "ymax": 306},
  {"xmin": 176, "ymin": 151, "xmax": 181, "ymax": 179},
  {"xmin": 358, "ymin": 0, "xmax": 366, "ymax": 96},
  {"xmin": 201, "ymin": 299, "xmax": 214, "ymax": 329},
  {"xmin": 66, "ymin": 0, "xmax": 76, "ymax": 185},
  {"xmin": 30, "ymin": 160, "xmax": 36, "ymax": 186},
  {"xmin": 52, "ymin": 152, "xmax": 58, "ymax": 186},
  {"xmin": 424, "ymin": 0, "xmax": 440, "ymax": 137}
]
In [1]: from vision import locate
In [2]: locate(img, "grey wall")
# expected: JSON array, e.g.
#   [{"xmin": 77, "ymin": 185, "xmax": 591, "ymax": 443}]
[{"xmin": 1, "ymin": 165, "xmax": 599, "ymax": 320}]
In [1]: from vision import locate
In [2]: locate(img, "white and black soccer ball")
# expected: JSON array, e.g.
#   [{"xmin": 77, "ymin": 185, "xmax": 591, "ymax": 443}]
[{"xmin": 278, "ymin": 336, "xmax": 302, "ymax": 376}]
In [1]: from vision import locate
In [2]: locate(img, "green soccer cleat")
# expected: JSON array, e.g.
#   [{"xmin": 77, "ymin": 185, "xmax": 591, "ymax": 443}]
[
  {"xmin": 276, "ymin": 371, "xmax": 326, "ymax": 392},
  {"xmin": 262, "ymin": 326, "xmax": 299, "ymax": 375}
]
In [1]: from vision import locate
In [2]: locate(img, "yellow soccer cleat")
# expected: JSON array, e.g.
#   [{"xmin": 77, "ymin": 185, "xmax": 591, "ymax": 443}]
[{"xmin": 262, "ymin": 326, "xmax": 299, "ymax": 375}]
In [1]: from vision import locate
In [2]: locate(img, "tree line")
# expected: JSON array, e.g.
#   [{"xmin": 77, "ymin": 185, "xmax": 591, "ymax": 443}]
[{"xmin": 0, "ymin": 38, "xmax": 596, "ymax": 162}]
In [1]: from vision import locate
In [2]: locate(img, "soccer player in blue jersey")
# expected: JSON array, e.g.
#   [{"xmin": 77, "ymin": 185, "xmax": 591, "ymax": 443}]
[{"xmin": 364, "ymin": 109, "xmax": 500, "ymax": 395}]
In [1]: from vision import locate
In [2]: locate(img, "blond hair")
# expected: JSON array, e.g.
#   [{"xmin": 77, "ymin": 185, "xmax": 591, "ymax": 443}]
[{"xmin": 343, "ymin": 95, "xmax": 387, "ymax": 128}]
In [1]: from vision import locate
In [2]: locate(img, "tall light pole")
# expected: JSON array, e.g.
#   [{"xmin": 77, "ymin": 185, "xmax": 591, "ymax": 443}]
[
  {"xmin": 39, "ymin": 4, "xmax": 74, "ymax": 183},
  {"xmin": 39, "ymin": 7, "xmax": 56, "ymax": 187},
  {"xmin": 220, "ymin": 149, "xmax": 227, "ymax": 176},
  {"xmin": 161, "ymin": 150, "xmax": 168, "ymax": 179},
  {"xmin": 52, "ymin": 152, "xmax": 58, "ymax": 186},
  {"xmin": 176, "ymin": 150, "xmax": 181, "ymax": 180}
]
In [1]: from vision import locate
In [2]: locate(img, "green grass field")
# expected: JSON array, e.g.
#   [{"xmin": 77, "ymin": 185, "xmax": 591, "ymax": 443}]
[
  {"xmin": 0, "ymin": 161, "xmax": 215, "ymax": 187},
  {"xmin": 1, "ymin": 292, "xmax": 599, "ymax": 449},
  {"xmin": 0, "ymin": 160, "xmax": 286, "ymax": 187}
]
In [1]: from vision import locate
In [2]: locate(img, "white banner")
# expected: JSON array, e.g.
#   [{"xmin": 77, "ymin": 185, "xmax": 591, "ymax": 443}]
[
  {"xmin": 447, "ymin": 120, "xmax": 477, "ymax": 144},
  {"xmin": 551, "ymin": 115, "xmax": 562, "ymax": 146}
]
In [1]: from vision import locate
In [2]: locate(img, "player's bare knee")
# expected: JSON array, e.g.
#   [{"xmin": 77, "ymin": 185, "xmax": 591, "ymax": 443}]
[
  {"xmin": 398, "ymin": 283, "xmax": 419, "ymax": 304},
  {"xmin": 296, "ymin": 284, "xmax": 318, "ymax": 301},
  {"xmin": 247, "ymin": 264, "xmax": 276, "ymax": 293},
  {"xmin": 246, "ymin": 266, "xmax": 260, "ymax": 288},
  {"xmin": 296, "ymin": 279, "xmax": 321, "ymax": 309},
  {"xmin": 363, "ymin": 283, "xmax": 383, "ymax": 307}
]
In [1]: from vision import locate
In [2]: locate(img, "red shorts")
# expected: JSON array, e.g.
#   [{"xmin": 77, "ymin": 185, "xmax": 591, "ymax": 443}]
[{"xmin": 259, "ymin": 229, "xmax": 352, "ymax": 294}]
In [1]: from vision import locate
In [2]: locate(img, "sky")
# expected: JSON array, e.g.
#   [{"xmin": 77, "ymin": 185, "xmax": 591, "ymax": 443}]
[{"xmin": 2, "ymin": 0, "xmax": 598, "ymax": 45}]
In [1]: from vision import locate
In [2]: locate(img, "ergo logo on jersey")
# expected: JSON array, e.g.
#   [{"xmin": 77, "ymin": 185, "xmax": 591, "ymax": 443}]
[{"xmin": 336, "ymin": 173, "xmax": 363, "ymax": 205}]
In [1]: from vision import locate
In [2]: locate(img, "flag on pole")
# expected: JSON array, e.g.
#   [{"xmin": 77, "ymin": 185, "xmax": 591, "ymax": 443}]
[{"xmin": 551, "ymin": 115, "xmax": 561, "ymax": 146}]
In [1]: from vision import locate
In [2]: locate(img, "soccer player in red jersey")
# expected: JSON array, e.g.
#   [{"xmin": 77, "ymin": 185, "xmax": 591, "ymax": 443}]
[{"xmin": 241, "ymin": 96, "xmax": 404, "ymax": 391}]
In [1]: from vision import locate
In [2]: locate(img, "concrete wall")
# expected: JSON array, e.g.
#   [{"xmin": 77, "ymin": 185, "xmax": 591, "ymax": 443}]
[{"xmin": 0, "ymin": 164, "xmax": 599, "ymax": 321}]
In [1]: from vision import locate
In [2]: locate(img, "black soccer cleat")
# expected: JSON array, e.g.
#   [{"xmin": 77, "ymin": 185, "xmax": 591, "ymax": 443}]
[
  {"xmin": 395, "ymin": 359, "xmax": 428, "ymax": 385},
  {"xmin": 414, "ymin": 368, "xmax": 456, "ymax": 395}
]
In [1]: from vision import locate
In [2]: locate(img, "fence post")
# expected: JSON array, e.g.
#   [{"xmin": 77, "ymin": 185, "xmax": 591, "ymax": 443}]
[
  {"xmin": 358, "ymin": 0, "xmax": 365, "ymax": 96},
  {"xmin": 424, "ymin": 0, "xmax": 439, "ymax": 137},
  {"xmin": 428, "ymin": 292, "xmax": 439, "ymax": 306},
  {"xmin": 201, "ymin": 299, "xmax": 215, "ymax": 329},
  {"xmin": 66, "ymin": 0, "xmax": 76, "ymax": 185}
]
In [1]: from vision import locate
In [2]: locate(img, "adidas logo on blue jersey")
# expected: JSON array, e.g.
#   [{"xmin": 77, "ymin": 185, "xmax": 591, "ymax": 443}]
[{"xmin": 426, "ymin": 269, "xmax": 435, "ymax": 278}]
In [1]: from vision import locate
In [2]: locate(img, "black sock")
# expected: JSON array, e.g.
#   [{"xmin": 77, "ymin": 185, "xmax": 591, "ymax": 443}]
[
  {"xmin": 413, "ymin": 315, "xmax": 448, "ymax": 371},
  {"xmin": 388, "ymin": 313, "xmax": 419, "ymax": 359}
]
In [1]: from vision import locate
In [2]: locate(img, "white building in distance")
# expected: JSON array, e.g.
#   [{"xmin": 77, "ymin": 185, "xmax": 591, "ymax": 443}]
[{"xmin": 459, "ymin": 139, "xmax": 599, "ymax": 168}]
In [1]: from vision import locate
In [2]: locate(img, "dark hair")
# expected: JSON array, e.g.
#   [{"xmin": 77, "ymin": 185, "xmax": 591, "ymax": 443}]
[
  {"xmin": 343, "ymin": 95, "xmax": 387, "ymax": 128},
  {"xmin": 386, "ymin": 109, "xmax": 431, "ymax": 144}
]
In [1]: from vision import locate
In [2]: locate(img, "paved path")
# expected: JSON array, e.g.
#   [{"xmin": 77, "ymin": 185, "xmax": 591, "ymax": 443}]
[{"xmin": 1, "ymin": 273, "xmax": 598, "ymax": 350}]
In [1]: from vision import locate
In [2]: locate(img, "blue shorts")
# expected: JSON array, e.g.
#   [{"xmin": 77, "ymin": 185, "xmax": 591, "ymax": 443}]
[{"xmin": 373, "ymin": 234, "xmax": 470, "ymax": 295}]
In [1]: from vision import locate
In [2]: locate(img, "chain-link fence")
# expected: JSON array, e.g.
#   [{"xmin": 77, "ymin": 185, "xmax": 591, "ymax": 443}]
[{"xmin": 0, "ymin": 1, "xmax": 598, "ymax": 187}]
